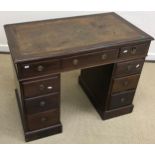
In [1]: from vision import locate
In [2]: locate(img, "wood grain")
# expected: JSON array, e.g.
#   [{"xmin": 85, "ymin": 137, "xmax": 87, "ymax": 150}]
[
  {"xmin": 4, "ymin": 13, "xmax": 154, "ymax": 63},
  {"xmin": 5, "ymin": 12, "xmax": 154, "ymax": 142}
]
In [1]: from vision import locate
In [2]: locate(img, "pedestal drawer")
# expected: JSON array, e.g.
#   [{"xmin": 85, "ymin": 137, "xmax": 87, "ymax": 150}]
[
  {"xmin": 109, "ymin": 90, "xmax": 135, "ymax": 110},
  {"xmin": 112, "ymin": 74, "xmax": 140, "ymax": 93},
  {"xmin": 22, "ymin": 75, "xmax": 60, "ymax": 98},
  {"xmin": 114, "ymin": 59, "xmax": 144, "ymax": 77},
  {"xmin": 27, "ymin": 109, "xmax": 60, "ymax": 131},
  {"xmin": 25, "ymin": 93, "xmax": 60, "ymax": 114}
]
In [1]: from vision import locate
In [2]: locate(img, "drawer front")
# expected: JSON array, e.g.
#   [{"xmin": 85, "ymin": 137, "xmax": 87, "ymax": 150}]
[
  {"xmin": 109, "ymin": 90, "xmax": 135, "ymax": 110},
  {"xmin": 27, "ymin": 109, "xmax": 60, "ymax": 131},
  {"xmin": 112, "ymin": 75, "xmax": 140, "ymax": 93},
  {"xmin": 18, "ymin": 59, "xmax": 60, "ymax": 78},
  {"xmin": 119, "ymin": 43, "xmax": 150, "ymax": 59},
  {"xmin": 115, "ymin": 59, "xmax": 144, "ymax": 77},
  {"xmin": 62, "ymin": 49, "xmax": 119, "ymax": 71},
  {"xmin": 22, "ymin": 76, "xmax": 60, "ymax": 98},
  {"xmin": 25, "ymin": 93, "xmax": 60, "ymax": 114}
]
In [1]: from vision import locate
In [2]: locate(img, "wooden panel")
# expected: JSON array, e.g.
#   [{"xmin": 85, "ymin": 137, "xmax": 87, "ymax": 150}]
[
  {"xmin": 5, "ymin": 12, "xmax": 154, "ymax": 141},
  {"xmin": 25, "ymin": 123, "xmax": 62, "ymax": 142},
  {"xmin": 79, "ymin": 64, "xmax": 114, "ymax": 111},
  {"xmin": 102, "ymin": 105, "xmax": 134, "ymax": 120},
  {"xmin": 112, "ymin": 74, "xmax": 140, "ymax": 93},
  {"xmin": 22, "ymin": 75, "xmax": 60, "ymax": 98},
  {"xmin": 62, "ymin": 49, "xmax": 118, "ymax": 71},
  {"xmin": 119, "ymin": 43, "xmax": 150, "ymax": 59},
  {"xmin": 109, "ymin": 90, "xmax": 135, "ymax": 109},
  {"xmin": 25, "ymin": 93, "xmax": 60, "ymax": 114},
  {"xmin": 27, "ymin": 109, "xmax": 60, "ymax": 131},
  {"xmin": 114, "ymin": 59, "xmax": 144, "ymax": 77},
  {"xmin": 18, "ymin": 59, "xmax": 60, "ymax": 79},
  {"xmin": 5, "ymin": 13, "xmax": 153, "ymax": 63}
]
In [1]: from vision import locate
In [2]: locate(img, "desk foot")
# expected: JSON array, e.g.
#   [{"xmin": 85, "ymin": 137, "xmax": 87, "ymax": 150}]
[
  {"xmin": 25, "ymin": 123, "xmax": 62, "ymax": 142},
  {"xmin": 101, "ymin": 105, "xmax": 134, "ymax": 120}
]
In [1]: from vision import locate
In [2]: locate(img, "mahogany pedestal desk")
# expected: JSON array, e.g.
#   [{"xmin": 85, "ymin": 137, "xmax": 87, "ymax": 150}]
[{"xmin": 4, "ymin": 13, "xmax": 154, "ymax": 142}]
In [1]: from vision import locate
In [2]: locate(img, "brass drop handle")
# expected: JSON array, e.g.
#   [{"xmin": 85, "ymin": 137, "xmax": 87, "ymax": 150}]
[
  {"xmin": 127, "ymin": 65, "xmax": 132, "ymax": 71},
  {"xmin": 73, "ymin": 59, "xmax": 79, "ymax": 65},
  {"xmin": 41, "ymin": 117, "xmax": 47, "ymax": 122},
  {"xmin": 37, "ymin": 65, "xmax": 44, "ymax": 72},
  {"xmin": 101, "ymin": 54, "xmax": 107, "ymax": 60},
  {"xmin": 39, "ymin": 84, "xmax": 53, "ymax": 91},
  {"xmin": 131, "ymin": 47, "xmax": 137, "ymax": 54},
  {"xmin": 39, "ymin": 84, "xmax": 45, "ymax": 91},
  {"xmin": 40, "ymin": 101, "xmax": 46, "ymax": 107},
  {"xmin": 121, "ymin": 97, "xmax": 125, "ymax": 103},
  {"xmin": 123, "ymin": 81, "xmax": 129, "ymax": 86}
]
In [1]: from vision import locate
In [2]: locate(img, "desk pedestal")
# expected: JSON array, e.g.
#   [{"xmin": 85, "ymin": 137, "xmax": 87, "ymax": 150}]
[{"xmin": 79, "ymin": 64, "xmax": 135, "ymax": 120}]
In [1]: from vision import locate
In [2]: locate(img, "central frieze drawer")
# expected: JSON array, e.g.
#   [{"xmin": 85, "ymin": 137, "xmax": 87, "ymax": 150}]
[
  {"xmin": 22, "ymin": 75, "xmax": 60, "ymax": 98},
  {"xmin": 62, "ymin": 49, "xmax": 119, "ymax": 71},
  {"xmin": 112, "ymin": 74, "xmax": 140, "ymax": 93}
]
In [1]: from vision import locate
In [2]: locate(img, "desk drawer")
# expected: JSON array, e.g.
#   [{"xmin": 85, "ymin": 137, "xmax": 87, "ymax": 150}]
[
  {"xmin": 62, "ymin": 49, "xmax": 118, "ymax": 71},
  {"xmin": 18, "ymin": 59, "xmax": 60, "ymax": 79},
  {"xmin": 25, "ymin": 93, "xmax": 60, "ymax": 114},
  {"xmin": 119, "ymin": 43, "xmax": 150, "ymax": 59},
  {"xmin": 112, "ymin": 75, "xmax": 140, "ymax": 93},
  {"xmin": 27, "ymin": 109, "xmax": 60, "ymax": 131},
  {"xmin": 114, "ymin": 59, "xmax": 144, "ymax": 77},
  {"xmin": 109, "ymin": 90, "xmax": 135, "ymax": 109},
  {"xmin": 22, "ymin": 76, "xmax": 60, "ymax": 98}
]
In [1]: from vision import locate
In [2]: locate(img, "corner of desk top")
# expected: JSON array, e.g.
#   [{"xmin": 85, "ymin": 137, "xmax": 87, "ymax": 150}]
[{"xmin": 4, "ymin": 23, "xmax": 12, "ymax": 32}]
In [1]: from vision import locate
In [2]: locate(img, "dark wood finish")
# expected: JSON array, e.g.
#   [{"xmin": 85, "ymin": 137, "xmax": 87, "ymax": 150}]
[
  {"xmin": 15, "ymin": 89, "xmax": 28, "ymax": 132},
  {"xmin": 15, "ymin": 89, "xmax": 62, "ymax": 142},
  {"xmin": 62, "ymin": 49, "xmax": 118, "ymax": 71},
  {"xmin": 102, "ymin": 104, "xmax": 134, "ymax": 120},
  {"xmin": 25, "ymin": 123, "xmax": 62, "ymax": 142},
  {"xmin": 27, "ymin": 109, "xmax": 60, "ymax": 131},
  {"xmin": 18, "ymin": 59, "xmax": 60, "ymax": 79},
  {"xmin": 25, "ymin": 93, "xmax": 60, "ymax": 114},
  {"xmin": 5, "ymin": 12, "xmax": 154, "ymax": 142},
  {"xmin": 119, "ymin": 43, "xmax": 150, "ymax": 60},
  {"xmin": 112, "ymin": 74, "xmax": 140, "ymax": 93},
  {"xmin": 22, "ymin": 75, "xmax": 60, "ymax": 98},
  {"xmin": 4, "ymin": 13, "xmax": 153, "ymax": 63},
  {"xmin": 79, "ymin": 64, "xmax": 114, "ymax": 111},
  {"xmin": 114, "ymin": 59, "xmax": 144, "ymax": 77},
  {"xmin": 109, "ymin": 90, "xmax": 135, "ymax": 109},
  {"xmin": 79, "ymin": 74, "xmax": 134, "ymax": 120}
]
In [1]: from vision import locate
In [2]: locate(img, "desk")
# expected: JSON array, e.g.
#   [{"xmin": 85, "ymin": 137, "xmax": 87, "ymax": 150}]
[{"xmin": 4, "ymin": 12, "xmax": 154, "ymax": 142}]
